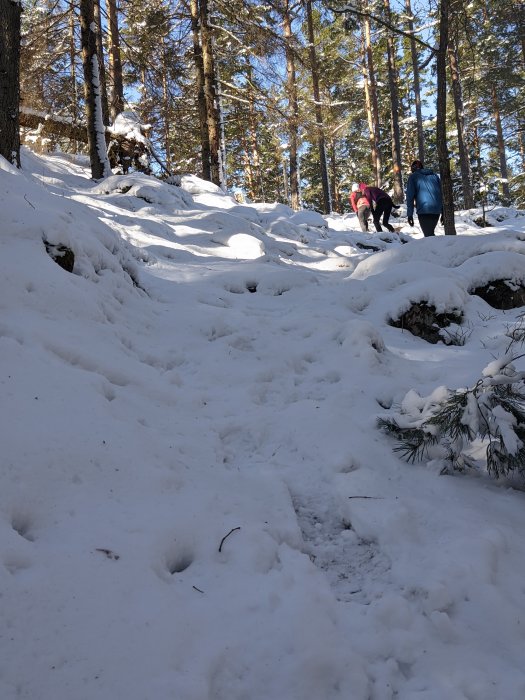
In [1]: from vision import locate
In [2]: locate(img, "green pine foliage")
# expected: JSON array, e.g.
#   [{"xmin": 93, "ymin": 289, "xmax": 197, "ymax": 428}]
[
  {"xmin": 378, "ymin": 355, "xmax": 525, "ymax": 479},
  {"xmin": 17, "ymin": 0, "xmax": 525, "ymax": 200}
]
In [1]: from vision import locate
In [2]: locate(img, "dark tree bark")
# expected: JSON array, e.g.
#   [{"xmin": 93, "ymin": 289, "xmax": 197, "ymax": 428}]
[
  {"xmin": 107, "ymin": 0, "xmax": 124, "ymax": 122},
  {"xmin": 519, "ymin": 126, "xmax": 525, "ymax": 171},
  {"xmin": 161, "ymin": 44, "xmax": 171, "ymax": 171},
  {"xmin": 0, "ymin": 0, "xmax": 22, "ymax": 167},
  {"xmin": 305, "ymin": 0, "xmax": 331, "ymax": 213},
  {"xmin": 491, "ymin": 83, "xmax": 511, "ymax": 204},
  {"xmin": 190, "ymin": 0, "xmax": 211, "ymax": 180},
  {"xmin": 245, "ymin": 60, "xmax": 263, "ymax": 201},
  {"xmin": 283, "ymin": 0, "xmax": 300, "ymax": 210},
  {"xmin": 405, "ymin": 0, "xmax": 425, "ymax": 162},
  {"xmin": 471, "ymin": 111, "xmax": 484, "ymax": 193},
  {"xmin": 436, "ymin": 0, "xmax": 456, "ymax": 234},
  {"xmin": 200, "ymin": 0, "xmax": 222, "ymax": 187},
  {"xmin": 448, "ymin": 38, "xmax": 474, "ymax": 208},
  {"xmin": 383, "ymin": 0, "xmax": 404, "ymax": 202},
  {"xmin": 79, "ymin": 0, "xmax": 111, "ymax": 179},
  {"xmin": 69, "ymin": 6, "xmax": 80, "ymax": 152},
  {"xmin": 516, "ymin": 0, "xmax": 525, "ymax": 67}
]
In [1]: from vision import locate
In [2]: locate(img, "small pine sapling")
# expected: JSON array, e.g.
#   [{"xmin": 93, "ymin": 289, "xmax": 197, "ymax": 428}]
[{"xmin": 378, "ymin": 354, "xmax": 525, "ymax": 478}]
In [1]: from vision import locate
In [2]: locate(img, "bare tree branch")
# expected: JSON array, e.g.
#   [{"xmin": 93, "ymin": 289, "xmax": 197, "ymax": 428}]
[{"xmin": 329, "ymin": 4, "xmax": 438, "ymax": 54}]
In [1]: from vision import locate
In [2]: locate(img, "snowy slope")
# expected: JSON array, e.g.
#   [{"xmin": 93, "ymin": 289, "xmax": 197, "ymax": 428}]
[{"xmin": 1, "ymin": 149, "xmax": 525, "ymax": 700}]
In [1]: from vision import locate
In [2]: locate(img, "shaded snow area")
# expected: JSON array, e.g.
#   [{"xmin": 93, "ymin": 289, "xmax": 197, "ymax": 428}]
[{"xmin": 2, "ymin": 148, "xmax": 525, "ymax": 700}]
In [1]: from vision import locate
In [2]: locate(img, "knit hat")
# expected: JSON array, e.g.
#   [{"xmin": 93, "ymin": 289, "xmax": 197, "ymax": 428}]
[{"xmin": 351, "ymin": 183, "xmax": 359, "ymax": 192}]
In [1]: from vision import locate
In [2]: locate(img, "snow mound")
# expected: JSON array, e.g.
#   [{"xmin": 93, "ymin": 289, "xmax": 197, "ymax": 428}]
[
  {"xmin": 90, "ymin": 173, "xmax": 194, "ymax": 209},
  {"xmin": 289, "ymin": 210, "xmax": 327, "ymax": 229},
  {"xmin": 210, "ymin": 232, "xmax": 265, "ymax": 259},
  {"xmin": 180, "ymin": 174, "xmax": 227, "ymax": 196}
]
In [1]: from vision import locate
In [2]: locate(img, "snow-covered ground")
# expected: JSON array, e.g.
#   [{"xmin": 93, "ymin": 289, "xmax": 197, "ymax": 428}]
[{"xmin": 2, "ymin": 149, "xmax": 525, "ymax": 700}]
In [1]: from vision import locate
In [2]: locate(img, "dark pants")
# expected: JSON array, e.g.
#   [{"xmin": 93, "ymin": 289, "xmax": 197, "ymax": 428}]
[
  {"xmin": 418, "ymin": 213, "xmax": 440, "ymax": 237},
  {"xmin": 373, "ymin": 198, "xmax": 395, "ymax": 232},
  {"xmin": 357, "ymin": 205, "xmax": 371, "ymax": 232}
]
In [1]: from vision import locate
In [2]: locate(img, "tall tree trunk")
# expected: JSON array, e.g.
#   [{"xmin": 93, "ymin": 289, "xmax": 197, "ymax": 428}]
[
  {"xmin": 361, "ymin": 29, "xmax": 377, "ymax": 184},
  {"xmin": 471, "ymin": 112, "xmax": 484, "ymax": 190},
  {"xmin": 283, "ymin": 0, "xmax": 300, "ymax": 210},
  {"xmin": 362, "ymin": 10, "xmax": 382, "ymax": 185},
  {"xmin": 491, "ymin": 82, "xmax": 511, "ymax": 204},
  {"xmin": 79, "ymin": 0, "xmax": 111, "ymax": 179},
  {"xmin": 305, "ymin": 0, "xmax": 331, "ymax": 213},
  {"xmin": 241, "ymin": 131, "xmax": 255, "ymax": 200},
  {"xmin": 470, "ymin": 114, "xmax": 489, "ymax": 221},
  {"xmin": 383, "ymin": 0, "xmax": 404, "ymax": 202},
  {"xmin": 69, "ymin": 6, "xmax": 79, "ymax": 152},
  {"xmin": 282, "ymin": 156, "xmax": 289, "ymax": 203},
  {"xmin": 436, "ymin": 0, "xmax": 456, "ymax": 234},
  {"xmin": 106, "ymin": 0, "xmax": 124, "ymax": 122},
  {"xmin": 200, "ymin": 0, "xmax": 221, "ymax": 186},
  {"xmin": 246, "ymin": 61, "xmax": 263, "ymax": 201},
  {"xmin": 448, "ymin": 38, "xmax": 474, "ymax": 208},
  {"xmin": 328, "ymin": 140, "xmax": 341, "ymax": 212},
  {"xmin": 248, "ymin": 105, "xmax": 263, "ymax": 202},
  {"xmin": 216, "ymin": 62, "xmax": 227, "ymax": 188},
  {"xmin": 93, "ymin": 0, "xmax": 109, "ymax": 126},
  {"xmin": 0, "ymin": 0, "xmax": 21, "ymax": 167},
  {"xmin": 519, "ymin": 126, "xmax": 525, "ymax": 171},
  {"xmin": 190, "ymin": 0, "xmax": 210, "ymax": 180},
  {"xmin": 162, "ymin": 45, "xmax": 171, "ymax": 171},
  {"xmin": 516, "ymin": 0, "xmax": 525, "ymax": 67},
  {"xmin": 405, "ymin": 0, "xmax": 424, "ymax": 162}
]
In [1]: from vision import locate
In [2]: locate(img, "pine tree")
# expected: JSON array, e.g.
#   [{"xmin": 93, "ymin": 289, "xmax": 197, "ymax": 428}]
[{"xmin": 379, "ymin": 351, "xmax": 525, "ymax": 479}]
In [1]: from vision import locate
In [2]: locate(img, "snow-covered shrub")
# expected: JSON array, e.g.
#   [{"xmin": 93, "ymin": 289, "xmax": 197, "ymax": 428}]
[{"xmin": 378, "ymin": 354, "xmax": 525, "ymax": 479}]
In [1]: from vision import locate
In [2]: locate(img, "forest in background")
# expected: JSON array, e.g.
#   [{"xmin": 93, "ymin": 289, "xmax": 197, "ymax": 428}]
[{"xmin": 7, "ymin": 0, "xmax": 525, "ymax": 213}]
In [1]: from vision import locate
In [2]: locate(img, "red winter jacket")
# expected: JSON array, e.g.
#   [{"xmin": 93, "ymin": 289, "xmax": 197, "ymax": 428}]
[{"xmin": 349, "ymin": 190, "xmax": 371, "ymax": 212}]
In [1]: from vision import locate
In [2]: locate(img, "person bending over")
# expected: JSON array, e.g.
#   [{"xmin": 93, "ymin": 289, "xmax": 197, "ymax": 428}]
[{"xmin": 359, "ymin": 183, "xmax": 397, "ymax": 232}]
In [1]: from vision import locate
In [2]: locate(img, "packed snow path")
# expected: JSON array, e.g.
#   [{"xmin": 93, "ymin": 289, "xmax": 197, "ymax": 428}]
[{"xmin": 2, "ymin": 151, "xmax": 525, "ymax": 699}]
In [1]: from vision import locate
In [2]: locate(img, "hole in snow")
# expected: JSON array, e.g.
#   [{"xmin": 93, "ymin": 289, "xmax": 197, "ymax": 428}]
[
  {"xmin": 11, "ymin": 512, "xmax": 35, "ymax": 542},
  {"xmin": 166, "ymin": 551, "xmax": 193, "ymax": 575}
]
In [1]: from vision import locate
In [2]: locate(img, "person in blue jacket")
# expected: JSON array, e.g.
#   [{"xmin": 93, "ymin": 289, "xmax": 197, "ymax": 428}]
[{"xmin": 406, "ymin": 160, "xmax": 443, "ymax": 236}]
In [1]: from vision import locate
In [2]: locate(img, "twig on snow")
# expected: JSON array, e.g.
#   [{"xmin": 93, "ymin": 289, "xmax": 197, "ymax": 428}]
[
  {"xmin": 95, "ymin": 548, "xmax": 120, "ymax": 560},
  {"xmin": 218, "ymin": 526, "xmax": 241, "ymax": 552},
  {"xmin": 347, "ymin": 496, "xmax": 385, "ymax": 499}
]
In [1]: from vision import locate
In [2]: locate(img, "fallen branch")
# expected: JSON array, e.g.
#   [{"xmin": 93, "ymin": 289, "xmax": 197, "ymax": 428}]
[
  {"xmin": 20, "ymin": 107, "xmax": 154, "ymax": 174},
  {"xmin": 20, "ymin": 108, "xmax": 88, "ymax": 142}
]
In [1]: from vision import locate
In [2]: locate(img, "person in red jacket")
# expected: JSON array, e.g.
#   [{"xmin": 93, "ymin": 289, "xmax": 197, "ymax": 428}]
[
  {"xmin": 349, "ymin": 182, "xmax": 371, "ymax": 232},
  {"xmin": 359, "ymin": 182, "xmax": 397, "ymax": 232}
]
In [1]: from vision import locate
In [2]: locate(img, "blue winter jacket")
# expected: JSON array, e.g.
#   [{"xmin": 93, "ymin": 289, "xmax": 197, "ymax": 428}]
[{"xmin": 406, "ymin": 168, "xmax": 443, "ymax": 218}]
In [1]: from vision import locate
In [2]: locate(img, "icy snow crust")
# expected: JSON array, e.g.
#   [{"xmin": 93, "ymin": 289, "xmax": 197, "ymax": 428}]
[{"xmin": 2, "ymin": 149, "xmax": 525, "ymax": 699}]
